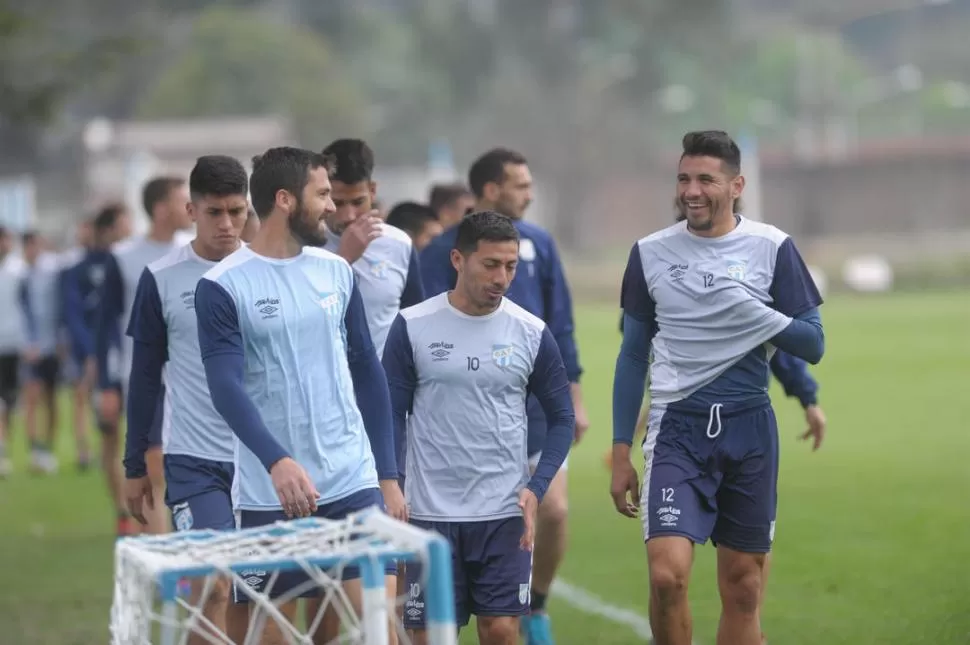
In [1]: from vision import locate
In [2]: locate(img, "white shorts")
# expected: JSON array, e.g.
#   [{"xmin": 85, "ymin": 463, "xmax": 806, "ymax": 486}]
[{"xmin": 528, "ymin": 452, "xmax": 569, "ymax": 472}]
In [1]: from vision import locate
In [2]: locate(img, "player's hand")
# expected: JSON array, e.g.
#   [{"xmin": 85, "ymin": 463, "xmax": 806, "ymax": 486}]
[
  {"xmin": 517, "ymin": 488, "xmax": 539, "ymax": 551},
  {"xmin": 337, "ymin": 212, "xmax": 382, "ymax": 264},
  {"xmin": 379, "ymin": 479, "xmax": 408, "ymax": 522},
  {"xmin": 269, "ymin": 458, "xmax": 320, "ymax": 519},
  {"xmin": 573, "ymin": 401, "xmax": 590, "ymax": 445},
  {"xmin": 609, "ymin": 445, "xmax": 640, "ymax": 518},
  {"xmin": 800, "ymin": 404, "xmax": 827, "ymax": 451},
  {"xmin": 125, "ymin": 476, "xmax": 154, "ymax": 526},
  {"xmin": 98, "ymin": 389, "xmax": 121, "ymax": 425}
]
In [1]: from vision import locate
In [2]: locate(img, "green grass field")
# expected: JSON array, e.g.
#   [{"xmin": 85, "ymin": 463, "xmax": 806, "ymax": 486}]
[{"xmin": 1, "ymin": 292, "xmax": 968, "ymax": 644}]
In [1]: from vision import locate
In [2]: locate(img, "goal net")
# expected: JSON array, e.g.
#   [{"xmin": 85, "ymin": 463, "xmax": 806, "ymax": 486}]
[{"xmin": 110, "ymin": 510, "xmax": 456, "ymax": 645}]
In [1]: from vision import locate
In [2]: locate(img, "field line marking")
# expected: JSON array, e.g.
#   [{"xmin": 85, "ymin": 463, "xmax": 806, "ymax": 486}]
[{"xmin": 551, "ymin": 578, "xmax": 654, "ymax": 641}]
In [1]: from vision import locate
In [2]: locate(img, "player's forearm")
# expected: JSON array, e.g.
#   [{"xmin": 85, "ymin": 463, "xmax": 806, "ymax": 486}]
[
  {"xmin": 123, "ymin": 340, "xmax": 165, "ymax": 478},
  {"xmin": 769, "ymin": 351, "xmax": 819, "ymax": 408},
  {"xmin": 349, "ymin": 352, "xmax": 398, "ymax": 480},
  {"xmin": 613, "ymin": 314, "xmax": 651, "ymax": 445},
  {"xmin": 387, "ymin": 382, "xmax": 413, "ymax": 481},
  {"xmin": 203, "ymin": 352, "xmax": 291, "ymax": 471},
  {"xmin": 528, "ymin": 389, "xmax": 574, "ymax": 502},
  {"xmin": 770, "ymin": 308, "xmax": 825, "ymax": 365}
]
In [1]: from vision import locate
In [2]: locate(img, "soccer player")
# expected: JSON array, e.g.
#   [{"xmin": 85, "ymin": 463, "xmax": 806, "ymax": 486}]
[
  {"xmin": 59, "ymin": 218, "xmax": 96, "ymax": 470},
  {"xmin": 194, "ymin": 146, "xmax": 404, "ymax": 645},
  {"xmin": 420, "ymin": 148, "xmax": 587, "ymax": 644},
  {"xmin": 124, "ymin": 155, "xmax": 250, "ymax": 644},
  {"xmin": 384, "ymin": 211, "xmax": 574, "ymax": 645},
  {"xmin": 386, "ymin": 201, "xmax": 443, "ymax": 252},
  {"xmin": 94, "ymin": 176, "xmax": 192, "ymax": 534},
  {"xmin": 18, "ymin": 231, "xmax": 63, "ymax": 474},
  {"xmin": 0, "ymin": 226, "xmax": 25, "ymax": 477},
  {"xmin": 64, "ymin": 204, "xmax": 133, "ymax": 532},
  {"xmin": 320, "ymin": 138, "xmax": 425, "ymax": 356},
  {"xmin": 610, "ymin": 130, "xmax": 825, "ymax": 645},
  {"xmin": 428, "ymin": 182, "xmax": 474, "ymax": 229}
]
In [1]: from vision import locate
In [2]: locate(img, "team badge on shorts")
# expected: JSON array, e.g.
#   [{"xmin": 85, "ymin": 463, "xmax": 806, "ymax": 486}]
[
  {"xmin": 519, "ymin": 583, "xmax": 530, "ymax": 605},
  {"xmin": 173, "ymin": 502, "xmax": 194, "ymax": 532}
]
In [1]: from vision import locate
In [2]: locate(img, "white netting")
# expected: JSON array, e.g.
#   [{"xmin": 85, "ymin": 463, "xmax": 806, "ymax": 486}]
[{"xmin": 110, "ymin": 510, "xmax": 456, "ymax": 645}]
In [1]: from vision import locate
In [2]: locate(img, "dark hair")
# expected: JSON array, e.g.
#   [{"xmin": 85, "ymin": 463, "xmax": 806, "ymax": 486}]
[
  {"xmin": 249, "ymin": 147, "xmax": 334, "ymax": 220},
  {"xmin": 681, "ymin": 130, "xmax": 741, "ymax": 176},
  {"xmin": 322, "ymin": 138, "xmax": 374, "ymax": 185},
  {"xmin": 468, "ymin": 148, "xmax": 528, "ymax": 199},
  {"xmin": 93, "ymin": 203, "xmax": 126, "ymax": 234},
  {"xmin": 454, "ymin": 210, "xmax": 519, "ymax": 255},
  {"xmin": 386, "ymin": 201, "xmax": 437, "ymax": 237},
  {"xmin": 429, "ymin": 182, "xmax": 472, "ymax": 214},
  {"xmin": 142, "ymin": 177, "xmax": 185, "ymax": 219},
  {"xmin": 189, "ymin": 155, "xmax": 248, "ymax": 201},
  {"xmin": 21, "ymin": 229, "xmax": 39, "ymax": 245}
]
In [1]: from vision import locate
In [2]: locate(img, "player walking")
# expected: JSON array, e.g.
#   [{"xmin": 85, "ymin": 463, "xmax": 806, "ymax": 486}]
[
  {"xmin": 610, "ymin": 131, "xmax": 825, "ymax": 645},
  {"xmin": 194, "ymin": 146, "xmax": 404, "ymax": 645},
  {"xmin": 385, "ymin": 211, "xmax": 574, "ymax": 645},
  {"xmin": 419, "ymin": 149, "xmax": 587, "ymax": 645},
  {"xmin": 123, "ymin": 155, "xmax": 250, "ymax": 644}
]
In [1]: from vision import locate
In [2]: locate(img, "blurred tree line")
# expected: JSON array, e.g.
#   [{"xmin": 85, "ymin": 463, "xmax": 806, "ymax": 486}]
[{"xmin": 2, "ymin": 0, "xmax": 969, "ymax": 208}]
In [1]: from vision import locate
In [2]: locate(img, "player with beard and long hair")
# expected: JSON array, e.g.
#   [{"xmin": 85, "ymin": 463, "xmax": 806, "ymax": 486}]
[{"xmin": 194, "ymin": 146, "xmax": 405, "ymax": 645}]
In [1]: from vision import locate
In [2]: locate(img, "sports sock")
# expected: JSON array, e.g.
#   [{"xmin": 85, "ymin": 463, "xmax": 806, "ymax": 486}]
[{"xmin": 530, "ymin": 591, "xmax": 548, "ymax": 613}]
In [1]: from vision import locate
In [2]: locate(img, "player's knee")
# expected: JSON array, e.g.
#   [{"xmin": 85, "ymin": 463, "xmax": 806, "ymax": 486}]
[
  {"xmin": 477, "ymin": 616, "xmax": 519, "ymax": 645},
  {"xmin": 719, "ymin": 565, "xmax": 763, "ymax": 615},
  {"xmin": 649, "ymin": 564, "xmax": 689, "ymax": 606}
]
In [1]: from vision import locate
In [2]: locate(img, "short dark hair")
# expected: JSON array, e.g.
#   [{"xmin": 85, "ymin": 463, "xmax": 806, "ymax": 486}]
[
  {"xmin": 429, "ymin": 182, "xmax": 472, "ymax": 214},
  {"xmin": 454, "ymin": 210, "xmax": 519, "ymax": 255},
  {"xmin": 322, "ymin": 138, "xmax": 374, "ymax": 185},
  {"xmin": 21, "ymin": 230, "xmax": 39, "ymax": 245},
  {"xmin": 386, "ymin": 201, "xmax": 437, "ymax": 237},
  {"xmin": 468, "ymin": 148, "xmax": 528, "ymax": 199},
  {"xmin": 249, "ymin": 147, "xmax": 334, "ymax": 220},
  {"xmin": 142, "ymin": 177, "xmax": 185, "ymax": 219},
  {"xmin": 681, "ymin": 130, "xmax": 741, "ymax": 175},
  {"xmin": 189, "ymin": 155, "xmax": 248, "ymax": 201},
  {"xmin": 93, "ymin": 203, "xmax": 126, "ymax": 234}
]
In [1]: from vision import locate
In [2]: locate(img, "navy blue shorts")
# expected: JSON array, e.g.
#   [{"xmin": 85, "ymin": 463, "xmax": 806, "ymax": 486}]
[
  {"xmin": 234, "ymin": 487, "xmax": 395, "ymax": 602},
  {"xmin": 25, "ymin": 355, "xmax": 60, "ymax": 390},
  {"xmin": 404, "ymin": 517, "xmax": 532, "ymax": 628},
  {"xmin": 640, "ymin": 402, "xmax": 779, "ymax": 553},
  {"xmin": 165, "ymin": 454, "xmax": 235, "ymax": 532}
]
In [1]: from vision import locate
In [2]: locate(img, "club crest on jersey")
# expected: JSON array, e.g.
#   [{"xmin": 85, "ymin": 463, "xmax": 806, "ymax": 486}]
[
  {"xmin": 726, "ymin": 259, "xmax": 746, "ymax": 281},
  {"xmin": 492, "ymin": 344, "xmax": 514, "ymax": 368},
  {"xmin": 173, "ymin": 502, "xmax": 193, "ymax": 532},
  {"xmin": 518, "ymin": 238, "xmax": 536, "ymax": 262},
  {"xmin": 364, "ymin": 257, "xmax": 388, "ymax": 279},
  {"xmin": 318, "ymin": 291, "xmax": 340, "ymax": 312}
]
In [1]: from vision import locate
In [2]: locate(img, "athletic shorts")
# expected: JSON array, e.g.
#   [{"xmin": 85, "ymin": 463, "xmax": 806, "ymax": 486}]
[
  {"xmin": 404, "ymin": 516, "xmax": 532, "ymax": 628},
  {"xmin": 165, "ymin": 454, "xmax": 236, "ymax": 532},
  {"xmin": 0, "ymin": 353, "xmax": 19, "ymax": 409},
  {"xmin": 527, "ymin": 451, "xmax": 569, "ymax": 472},
  {"xmin": 233, "ymin": 487, "xmax": 395, "ymax": 602},
  {"xmin": 640, "ymin": 401, "xmax": 779, "ymax": 554},
  {"xmin": 25, "ymin": 355, "xmax": 60, "ymax": 390}
]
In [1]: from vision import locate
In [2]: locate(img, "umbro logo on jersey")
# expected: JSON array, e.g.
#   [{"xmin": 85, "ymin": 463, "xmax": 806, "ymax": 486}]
[
  {"xmin": 428, "ymin": 341, "xmax": 453, "ymax": 361},
  {"xmin": 255, "ymin": 297, "xmax": 280, "ymax": 319},
  {"xmin": 667, "ymin": 263, "xmax": 688, "ymax": 281},
  {"xmin": 180, "ymin": 290, "xmax": 195, "ymax": 310}
]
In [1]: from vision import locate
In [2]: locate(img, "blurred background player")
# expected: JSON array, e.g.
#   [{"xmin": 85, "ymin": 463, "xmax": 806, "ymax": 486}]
[
  {"xmin": 384, "ymin": 211, "xmax": 574, "ymax": 645},
  {"xmin": 420, "ymin": 147, "xmax": 587, "ymax": 645},
  {"xmin": 428, "ymin": 181, "xmax": 474, "ymax": 230},
  {"xmin": 58, "ymin": 218, "xmax": 95, "ymax": 470},
  {"xmin": 195, "ymin": 147, "xmax": 404, "ymax": 644},
  {"xmin": 320, "ymin": 138, "xmax": 425, "ymax": 356},
  {"xmin": 0, "ymin": 226, "xmax": 25, "ymax": 477},
  {"xmin": 124, "ymin": 155, "xmax": 250, "ymax": 644},
  {"xmin": 385, "ymin": 201, "xmax": 442, "ymax": 252},
  {"xmin": 64, "ymin": 203, "xmax": 133, "ymax": 534},
  {"xmin": 18, "ymin": 231, "xmax": 63, "ymax": 475},
  {"xmin": 94, "ymin": 176, "xmax": 192, "ymax": 535},
  {"xmin": 610, "ymin": 130, "xmax": 824, "ymax": 645}
]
